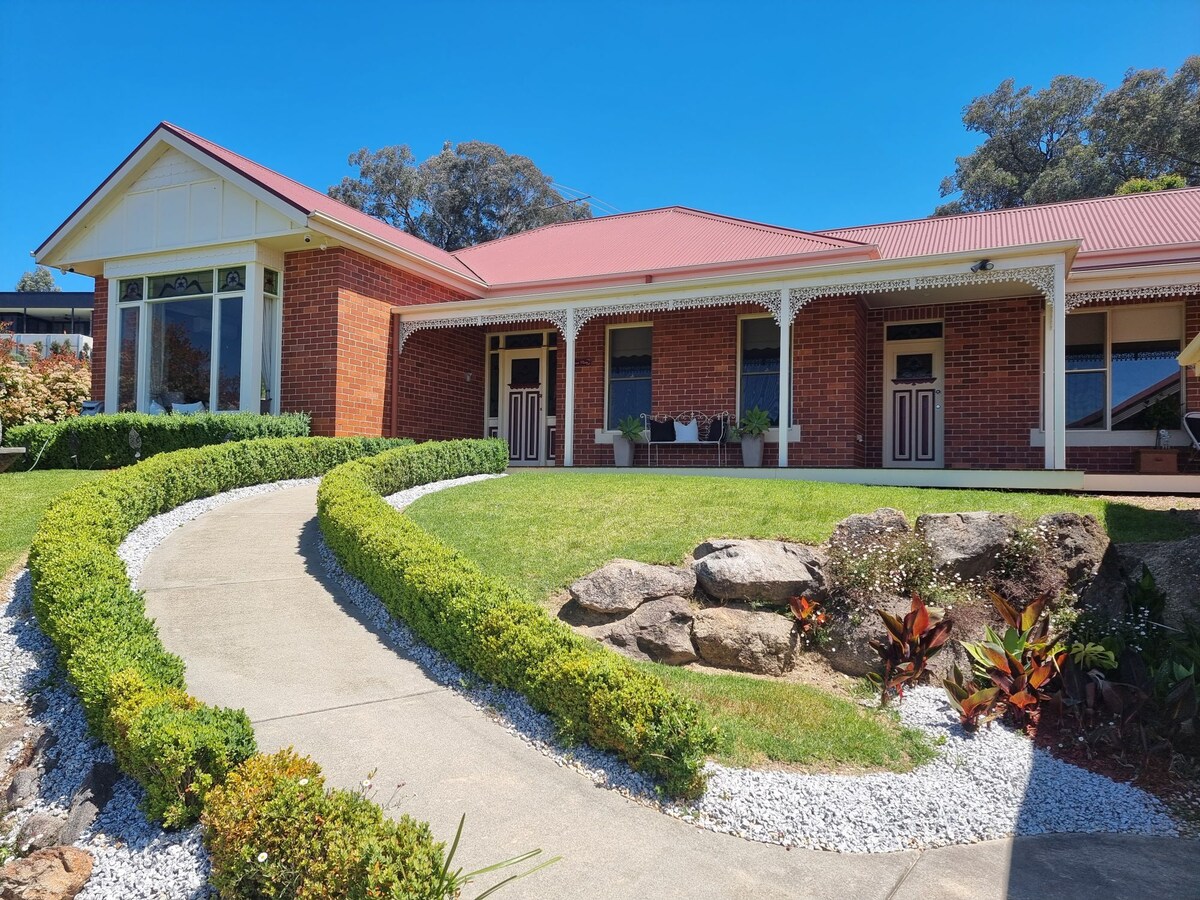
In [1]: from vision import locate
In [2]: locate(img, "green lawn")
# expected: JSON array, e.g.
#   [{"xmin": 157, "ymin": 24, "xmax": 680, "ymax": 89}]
[
  {"xmin": 406, "ymin": 472, "xmax": 1191, "ymax": 601},
  {"xmin": 0, "ymin": 470, "xmax": 105, "ymax": 574},
  {"xmin": 643, "ymin": 662, "xmax": 934, "ymax": 771}
]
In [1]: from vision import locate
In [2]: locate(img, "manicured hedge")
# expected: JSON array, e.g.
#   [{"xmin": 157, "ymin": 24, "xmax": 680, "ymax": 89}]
[
  {"xmin": 6, "ymin": 411, "xmax": 313, "ymax": 470},
  {"xmin": 317, "ymin": 439, "xmax": 717, "ymax": 797},
  {"xmin": 29, "ymin": 436, "xmax": 412, "ymax": 826},
  {"xmin": 204, "ymin": 750, "xmax": 448, "ymax": 898}
]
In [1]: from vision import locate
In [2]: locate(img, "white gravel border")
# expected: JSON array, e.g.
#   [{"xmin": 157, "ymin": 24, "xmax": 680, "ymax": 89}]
[{"xmin": 2, "ymin": 472, "xmax": 1178, "ymax": 900}]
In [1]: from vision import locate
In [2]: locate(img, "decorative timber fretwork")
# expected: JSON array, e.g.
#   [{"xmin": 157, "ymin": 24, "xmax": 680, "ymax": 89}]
[
  {"xmin": 572, "ymin": 289, "xmax": 782, "ymax": 336},
  {"xmin": 788, "ymin": 265, "xmax": 1058, "ymax": 318},
  {"xmin": 397, "ymin": 308, "xmax": 569, "ymax": 352},
  {"xmin": 1065, "ymin": 282, "xmax": 1200, "ymax": 311}
]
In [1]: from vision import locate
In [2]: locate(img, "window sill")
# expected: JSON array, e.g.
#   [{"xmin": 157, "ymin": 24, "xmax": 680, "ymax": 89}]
[{"xmin": 1029, "ymin": 428, "xmax": 1190, "ymax": 448}]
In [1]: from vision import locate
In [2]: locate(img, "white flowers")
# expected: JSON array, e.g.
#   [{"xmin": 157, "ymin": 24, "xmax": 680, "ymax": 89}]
[
  {"xmin": 297, "ymin": 777, "xmax": 309, "ymax": 786},
  {"xmin": 361, "ymin": 779, "xmax": 373, "ymax": 789},
  {"xmin": 257, "ymin": 851, "xmax": 268, "ymax": 863}
]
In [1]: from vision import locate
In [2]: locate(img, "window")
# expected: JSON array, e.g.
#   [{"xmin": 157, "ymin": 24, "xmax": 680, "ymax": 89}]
[
  {"xmin": 117, "ymin": 265, "xmax": 264, "ymax": 414},
  {"xmin": 739, "ymin": 317, "xmax": 780, "ymax": 425},
  {"xmin": 1066, "ymin": 306, "xmax": 1183, "ymax": 431},
  {"xmin": 607, "ymin": 325, "xmax": 651, "ymax": 429}
]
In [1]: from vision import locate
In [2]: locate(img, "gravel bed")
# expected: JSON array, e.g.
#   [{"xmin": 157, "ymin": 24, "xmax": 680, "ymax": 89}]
[
  {"xmin": 1, "ymin": 478, "xmax": 316, "ymax": 898},
  {"xmin": 2, "ymin": 472, "xmax": 1180, "ymax": 898}
]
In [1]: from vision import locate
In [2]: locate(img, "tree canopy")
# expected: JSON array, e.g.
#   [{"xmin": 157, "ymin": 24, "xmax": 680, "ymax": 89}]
[
  {"xmin": 329, "ymin": 140, "xmax": 592, "ymax": 251},
  {"xmin": 15, "ymin": 266, "xmax": 61, "ymax": 292},
  {"xmin": 936, "ymin": 57, "xmax": 1199, "ymax": 215}
]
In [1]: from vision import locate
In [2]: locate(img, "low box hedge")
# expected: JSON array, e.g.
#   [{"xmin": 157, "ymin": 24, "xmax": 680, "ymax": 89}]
[
  {"xmin": 28, "ymin": 435, "xmax": 412, "ymax": 826},
  {"xmin": 6, "ymin": 411, "xmax": 313, "ymax": 470},
  {"xmin": 316, "ymin": 439, "xmax": 717, "ymax": 797}
]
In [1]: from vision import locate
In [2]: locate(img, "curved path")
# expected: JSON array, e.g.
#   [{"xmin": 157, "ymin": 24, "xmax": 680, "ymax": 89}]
[{"xmin": 142, "ymin": 484, "xmax": 1198, "ymax": 899}]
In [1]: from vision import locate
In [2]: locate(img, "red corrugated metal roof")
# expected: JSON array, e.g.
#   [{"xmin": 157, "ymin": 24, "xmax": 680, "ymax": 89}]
[
  {"xmin": 161, "ymin": 123, "xmax": 482, "ymax": 282},
  {"xmin": 452, "ymin": 207, "xmax": 871, "ymax": 285},
  {"xmin": 816, "ymin": 189, "xmax": 1200, "ymax": 259}
]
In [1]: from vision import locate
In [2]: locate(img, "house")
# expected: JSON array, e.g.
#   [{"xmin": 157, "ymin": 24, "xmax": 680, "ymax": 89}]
[
  {"xmin": 34, "ymin": 123, "xmax": 1200, "ymax": 490},
  {"xmin": 0, "ymin": 291, "xmax": 94, "ymax": 359}
]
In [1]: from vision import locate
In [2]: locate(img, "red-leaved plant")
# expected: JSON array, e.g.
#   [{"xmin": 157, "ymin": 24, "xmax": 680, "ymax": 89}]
[{"xmin": 869, "ymin": 595, "xmax": 952, "ymax": 707}]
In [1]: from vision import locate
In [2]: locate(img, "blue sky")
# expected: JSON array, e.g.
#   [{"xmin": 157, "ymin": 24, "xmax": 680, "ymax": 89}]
[{"xmin": 2, "ymin": 0, "xmax": 1197, "ymax": 293}]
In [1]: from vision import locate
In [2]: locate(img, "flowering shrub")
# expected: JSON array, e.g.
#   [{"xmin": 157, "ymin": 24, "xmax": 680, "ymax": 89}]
[
  {"xmin": 0, "ymin": 329, "xmax": 90, "ymax": 426},
  {"xmin": 829, "ymin": 532, "xmax": 967, "ymax": 608}
]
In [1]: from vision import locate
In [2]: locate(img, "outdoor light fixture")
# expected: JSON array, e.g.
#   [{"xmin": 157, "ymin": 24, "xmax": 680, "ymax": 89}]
[{"xmin": 970, "ymin": 259, "xmax": 994, "ymax": 273}]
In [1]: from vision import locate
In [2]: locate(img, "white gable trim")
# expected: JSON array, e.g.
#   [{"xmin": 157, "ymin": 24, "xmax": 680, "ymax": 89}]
[
  {"xmin": 37, "ymin": 127, "xmax": 308, "ymax": 267},
  {"xmin": 102, "ymin": 242, "xmax": 285, "ymax": 279}
]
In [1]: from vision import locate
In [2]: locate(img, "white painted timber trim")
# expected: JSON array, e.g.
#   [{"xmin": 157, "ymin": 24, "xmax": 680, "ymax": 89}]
[
  {"xmin": 103, "ymin": 242, "xmax": 284, "ymax": 279},
  {"xmin": 562, "ymin": 466, "xmax": 1087, "ymax": 490},
  {"xmin": 1030, "ymin": 429, "xmax": 1192, "ymax": 448},
  {"xmin": 593, "ymin": 425, "xmax": 802, "ymax": 445}
]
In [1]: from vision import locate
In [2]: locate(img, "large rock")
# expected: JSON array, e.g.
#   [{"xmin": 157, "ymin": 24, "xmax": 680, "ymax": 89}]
[
  {"xmin": 15, "ymin": 813, "xmax": 68, "ymax": 854},
  {"xmin": 1118, "ymin": 535, "xmax": 1200, "ymax": 630},
  {"xmin": 916, "ymin": 512, "xmax": 1019, "ymax": 580},
  {"xmin": 4, "ymin": 767, "xmax": 38, "ymax": 813},
  {"xmin": 569, "ymin": 560, "xmax": 696, "ymax": 614},
  {"xmin": 692, "ymin": 540, "xmax": 827, "ymax": 603},
  {"xmin": 830, "ymin": 508, "xmax": 911, "ymax": 550},
  {"xmin": 57, "ymin": 762, "xmax": 119, "ymax": 846},
  {"xmin": 692, "ymin": 606, "xmax": 797, "ymax": 676},
  {"xmin": 0, "ymin": 846, "xmax": 93, "ymax": 900},
  {"xmin": 587, "ymin": 596, "xmax": 697, "ymax": 664},
  {"xmin": 1037, "ymin": 512, "xmax": 1109, "ymax": 585}
]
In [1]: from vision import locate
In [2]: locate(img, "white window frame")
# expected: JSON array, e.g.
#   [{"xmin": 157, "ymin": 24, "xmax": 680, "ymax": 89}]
[
  {"xmin": 736, "ymin": 312, "xmax": 786, "ymax": 427},
  {"xmin": 603, "ymin": 322, "xmax": 652, "ymax": 432},
  {"xmin": 1065, "ymin": 303, "xmax": 1185, "ymax": 433}
]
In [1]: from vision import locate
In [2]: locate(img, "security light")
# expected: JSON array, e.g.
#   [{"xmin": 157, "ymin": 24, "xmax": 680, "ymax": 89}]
[{"xmin": 970, "ymin": 259, "xmax": 994, "ymax": 273}]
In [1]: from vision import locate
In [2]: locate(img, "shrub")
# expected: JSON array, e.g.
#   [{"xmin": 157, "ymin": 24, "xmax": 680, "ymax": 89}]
[
  {"xmin": 0, "ymin": 329, "xmax": 90, "ymax": 426},
  {"xmin": 317, "ymin": 440, "xmax": 718, "ymax": 797},
  {"xmin": 203, "ymin": 749, "xmax": 448, "ymax": 899},
  {"xmin": 29, "ymin": 436, "xmax": 410, "ymax": 824},
  {"xmin": 5, "ymin": 411, "xmax": 315, "ymax": 469}
]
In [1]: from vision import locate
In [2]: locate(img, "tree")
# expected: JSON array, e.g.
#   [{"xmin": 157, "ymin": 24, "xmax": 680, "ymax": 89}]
[
  {"xmin": 330, "ymin": 140, "xmax": 592, "ymax": 251},
  {"xmin": 1114, "ymin": 173, "xmax": 1189, "ymax": 195},
  {"xmin": 15, "ymin": 265, "xmax": 61, "ymax": 292},
  {"xmin": 936, "ymin": 57, "xmax": 1199, "ymax": 215}
]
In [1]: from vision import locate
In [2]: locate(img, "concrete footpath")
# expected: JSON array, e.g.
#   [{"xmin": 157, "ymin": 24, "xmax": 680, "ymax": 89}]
[{"xmin": 141, "ymin": 484, "xmax": 1199, "ymax": 899}]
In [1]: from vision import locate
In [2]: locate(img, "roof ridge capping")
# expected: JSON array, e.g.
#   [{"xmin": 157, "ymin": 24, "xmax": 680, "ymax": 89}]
[{"xmin": 815, "ymin": 186, "xmax": 1200, "ymax": 235}]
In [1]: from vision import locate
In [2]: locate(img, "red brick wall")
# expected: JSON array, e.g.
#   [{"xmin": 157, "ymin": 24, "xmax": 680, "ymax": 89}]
[
  {"xmin": 395, "ymin": 327, "xmax": 485, "ymax": 440},
  {"xmin": 792, "ymin": 296, "xmax": 866, "ymax": 466},
  {"xmin": 865, "ymin": 298, "xmax": 1043, "ymax": 470},
  {"xmin": 281, "ymin": 247, "xmax": 474, "ymax": 436},
  {"xmin": 91, "ymin": 277, "xmax": 107, "ymax": 401}
]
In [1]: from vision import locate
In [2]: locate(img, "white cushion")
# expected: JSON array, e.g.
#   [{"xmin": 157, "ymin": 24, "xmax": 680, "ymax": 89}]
[
  {"xmin": 149, "ymin": 401, "xmax": 167, "ymax": 416},
  {"xmin": 172, "ymin": 401, "xmax": 205, "ymax": 415},
  {"xmin": 674, "ymin": 419, "xmax": 700, "ymax": 442}
]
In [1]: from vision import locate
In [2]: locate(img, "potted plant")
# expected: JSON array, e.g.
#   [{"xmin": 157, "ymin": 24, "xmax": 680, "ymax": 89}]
[
  {"xmin": 613, "ymin": 415, "xmax": 643, "ymax": 466},
  {"xmin": 737, "ymin": 406, "xmax": 771, "ymax": 467}
]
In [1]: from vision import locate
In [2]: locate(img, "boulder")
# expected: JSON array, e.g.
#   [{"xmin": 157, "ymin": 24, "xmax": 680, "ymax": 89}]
[
  {"xmin": 0, "ymin": 846, "xmax": 93, "ymax": 900},
  {"xmin": 1037, "ymin": 513, "xmax": 1109, "ymax": 585},
  {"xmin": 692, "ymin": 606, "xmax": 797, "ymax": 676},
  {"xmin": 588, "ymin": 596, "xmax": 697, "ymax": 664},
  {"xmin": 692, "ymin": 539, "xmax": 827, "ymax": 603},
  {"xmin": 57, "ymin": 763, "xmax": 119, "ymax": 846},
  {"xmin": 916, "ymin": 512, "xmax": 1020, "ymax": 580},
  {"xmin": 1118, "ymin": 535, "xmax": 1200, "ymax": 630},
  {"xmin": 5, "ymin": 767, "xmax": 39, "ymax": 813},
  {"xmin": 16, "ymin": 813, "xmax": 68, "ymax": 854},
  {"xmin": 569, "ymin": 560, "xmax": 696, "ymax": 614},
  {"xmin": 830, "ymin": 508, "xmax": 911, "ymax": 550}
]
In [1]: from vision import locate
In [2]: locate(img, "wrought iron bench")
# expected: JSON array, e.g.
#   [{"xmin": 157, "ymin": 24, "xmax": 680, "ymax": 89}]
[{"xmin": 640, "ymin": 412, "xmax": 731, "ymax": 466}]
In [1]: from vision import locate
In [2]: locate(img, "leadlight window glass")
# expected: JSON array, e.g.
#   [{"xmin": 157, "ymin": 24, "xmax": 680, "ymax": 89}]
[
  {"xmin": 218, "ymin": 267, "xmax": 246, "ymax": 293},
  {"xmin": 264, "ymin": 269, "xmax": 279, "ymax": 296},
  {"xmin": 119, "ymin": 279, "xmax": 143, "ymax": 303},
  {"xmin": 887, "ymin": 322, "xmax": 943, "ymax": 341},
  {"xmin": 608, "ymin": 326, "xmax": 651, "ymax": 429},
  {"xmin": 150, "ymin": 270, "xmax": 212, "ymax": 299},
  {"xmin": 504, "ymin": 332, "xmax": 543, "ymax": 349},
  {"xmin": 739, "ymin": 317, "xmax": 780, "ymax": 425}
]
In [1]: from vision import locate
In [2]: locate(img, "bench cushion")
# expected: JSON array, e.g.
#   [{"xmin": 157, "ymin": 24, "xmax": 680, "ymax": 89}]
[
  {"xmin": 649, "ymin": 419, "xmax": 676, "ymax": 442},
  {"xmin": 674, "ymin": 419, "xmax": 700, "ymax": 442},
  {"xmin": 704, "ymin": 418, "xmax": 727, "ymax": 443}
]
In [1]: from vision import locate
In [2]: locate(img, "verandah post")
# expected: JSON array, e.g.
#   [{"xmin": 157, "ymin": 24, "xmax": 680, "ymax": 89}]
[
  {"xmin": 777, "ymin": 288, "xmax": 791, "ymax": 468},
  {"xmin": 1051, "ymin": 262, "xmax": 1067, "ymax": 470},
  {"xmin": 564, "ymin": 308, "xmax": 576, "ymax": 467}
]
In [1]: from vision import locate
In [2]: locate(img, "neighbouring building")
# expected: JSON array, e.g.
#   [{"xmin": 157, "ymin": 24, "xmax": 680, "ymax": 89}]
[{"xmin": 33, "ymin": 123, "xmax": 1200, "ymax": 489}]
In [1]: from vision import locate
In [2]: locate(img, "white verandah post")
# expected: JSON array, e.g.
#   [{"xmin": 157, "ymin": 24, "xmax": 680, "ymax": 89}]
[
  {"xmin": 777, "ymin": 288, "xmax": 791, "ymax": 468},
  {"xmin": 1041, "ymin": 263, "xmax": 1068, "ymax": 470},
  {"xmin": 564, "ymin": 308, "xmax": 576, "ymax": 467},
  {"xmin": 240, "ymin": 262, "xmax": 264, "ymax": 414}
]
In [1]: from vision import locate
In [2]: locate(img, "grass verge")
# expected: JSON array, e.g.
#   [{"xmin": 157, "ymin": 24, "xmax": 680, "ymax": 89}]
[{"xmin": 0, "ymin": 469, "xmax": 104, "ymax": 573}]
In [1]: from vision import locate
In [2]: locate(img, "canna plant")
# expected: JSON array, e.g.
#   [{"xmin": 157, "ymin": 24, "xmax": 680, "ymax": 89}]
[
  {"xmin": 789, "ymin": 595, "xmax": 829, "ymax": 648},
  {"xmin": 869, "ymin": 594, "xmax": 953, "ymax": 707},
  {"xmin": 942, "ymin": 663, "xmax": 1000, "ymax": 731},
  {"xmin": 955, "ymin": 592, "xmax": 1066, "ymax": 726}
]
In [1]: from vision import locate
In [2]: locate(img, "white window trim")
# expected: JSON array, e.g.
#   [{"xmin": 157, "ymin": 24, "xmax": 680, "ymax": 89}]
[
  {"xmin": 736, "ymin": 312, "xmax": 784, "ymax": 428},
  {"xmin": 1063, "ymin": 302, "xmax": 1185, "ymax": 435},
  {"xmin": 603, "ymin": 322, "xmax": 652, "ymax": 433}
]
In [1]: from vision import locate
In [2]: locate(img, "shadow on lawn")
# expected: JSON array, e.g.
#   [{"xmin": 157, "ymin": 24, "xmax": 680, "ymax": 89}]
[{"xmin": 1099, "ymin": 501, "xmax": 1199, "ymax": 545}]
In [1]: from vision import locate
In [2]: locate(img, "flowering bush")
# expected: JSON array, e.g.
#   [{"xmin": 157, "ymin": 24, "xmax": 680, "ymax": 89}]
[{"xmin": 0, "ymin": 328, "xmax": 90, "ymax": 426}]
